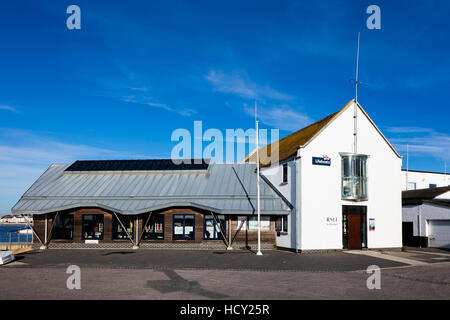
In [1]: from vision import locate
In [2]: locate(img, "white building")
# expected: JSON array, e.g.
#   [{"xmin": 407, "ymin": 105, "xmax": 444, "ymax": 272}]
[
  {"xmin": 246, "ymin": 99, "xmax": 403, "ymax": 251},
  {"xmin": 402, "ymin": 186, "xmax": 450, "ymax": 248},
  {"xmin": 402, "ymin": 170, "xmax": 449, "ymax": 190},
  {"xmin": 0, "ymin": 215, "xmax": 31, "ymax": 224}
]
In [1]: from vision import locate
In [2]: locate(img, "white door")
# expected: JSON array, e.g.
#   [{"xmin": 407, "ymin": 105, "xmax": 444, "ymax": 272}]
[{"xmin": 428, "ymin": 220, "xmax": 450, "ymax": 248}]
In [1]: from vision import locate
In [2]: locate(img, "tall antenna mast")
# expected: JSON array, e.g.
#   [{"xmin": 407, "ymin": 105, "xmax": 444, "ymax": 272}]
[
  {"xmin": 355, "ymin": 32, "xmax": 360, "ymax": 102},
  {"xmin": 255, "ymin": 100, "xmax": 262, "ymax": 256},
  {"xmin": 351, "ymin": 32, "xmax": 361, "ymax": 154}
]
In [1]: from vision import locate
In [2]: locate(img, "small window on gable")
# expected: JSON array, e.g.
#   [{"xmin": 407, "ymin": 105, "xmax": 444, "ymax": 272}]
[
  {"xmin": 282, "ymin": 163, "xmax": 288, "ymax": 184},
  {"xmin": 407, "ymin": 182, "xmax": 416, "ymax": 190}
]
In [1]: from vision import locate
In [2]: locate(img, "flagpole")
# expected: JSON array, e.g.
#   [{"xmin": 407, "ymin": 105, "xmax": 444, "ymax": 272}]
[{"xmin": 255, "ymin": 101, "xmax": 262, "ymax": 256}]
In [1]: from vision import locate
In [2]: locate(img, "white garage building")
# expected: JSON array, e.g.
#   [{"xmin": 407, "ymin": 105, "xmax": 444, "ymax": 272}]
[
  {"xmin": 402, "ymin": 169, "xmax": 449, "ymax": 190},
  {"xmin": 402, "ymin": 186, "xmax": 450, "ymax": 248},
  {"xmin": 246, "ymin": 99, "xmax": 403, "ymax": 252}
]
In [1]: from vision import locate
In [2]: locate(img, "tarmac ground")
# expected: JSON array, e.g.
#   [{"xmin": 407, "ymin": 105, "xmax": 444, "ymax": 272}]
[{"xmin": 1, "ymin": 248, "xmax": 449, "ymax": 300}]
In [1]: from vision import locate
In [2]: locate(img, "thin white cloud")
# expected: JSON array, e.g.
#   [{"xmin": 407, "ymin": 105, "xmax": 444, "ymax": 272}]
[
  {"xmin": 0, "ymin": 105, "xmax": 19, "ymax": 113},
  {"xmin": 205, "ymin": 70, "xmax": 295, "ymax": 101},
  {"xmin": 122, "ymin": 95, "xmax": 197, "ymax": 117},
  {"xmin": 243, "ymin": 103, "xmax": 312, "ymax": 132},
  {"xmin": 385, "ymin": 126, "xmax": 436, "ymax": 134},
  {"xmin": 388, "ymin": 127, "xmax": 450, "ymax": 160}
]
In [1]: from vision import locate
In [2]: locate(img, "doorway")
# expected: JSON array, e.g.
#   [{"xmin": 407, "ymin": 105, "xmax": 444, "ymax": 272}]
[{"xmin": 342, "ymin": 206, "xmax": 367, "ymax": 249}]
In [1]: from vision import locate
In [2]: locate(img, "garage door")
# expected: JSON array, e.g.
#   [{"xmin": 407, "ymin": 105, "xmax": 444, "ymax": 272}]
[{"xmin": 428, "ymin": 220, "xmax": 450, "ymax": 248}]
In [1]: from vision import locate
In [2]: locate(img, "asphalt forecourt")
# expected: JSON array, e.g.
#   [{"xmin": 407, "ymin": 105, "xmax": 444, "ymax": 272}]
[{"xmin": 6, "ymin": 249, "xmax": 407, "ymax": 271}]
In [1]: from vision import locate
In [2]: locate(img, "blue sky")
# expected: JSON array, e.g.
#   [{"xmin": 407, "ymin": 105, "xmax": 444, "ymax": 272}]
[{"xmin": 0, "ymin": 0, "xmax": 449, "ymax": 214}]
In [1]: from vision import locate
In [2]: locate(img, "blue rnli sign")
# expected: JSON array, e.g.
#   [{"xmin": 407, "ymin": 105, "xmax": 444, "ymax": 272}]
[{"xmin": 312, "ymin": 156, "xmax": 331, "ymax": 166}]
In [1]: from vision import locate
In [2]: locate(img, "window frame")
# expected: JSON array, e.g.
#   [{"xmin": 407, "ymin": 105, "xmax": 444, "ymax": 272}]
[
  {"xmin": 142, "ymin": 214, "xmax": 165, "ymax": 240},
  {"xmin": 52, "ymin": 214, "xmax": 74, "ymax": 240},
  {"xmin": 275, "ymin": 216, "xmax": 288, "ymax": 233},
  {"xmin": 407, "ymin": 182, "xmax": 417, "ymax": 190},
  {"xmin": 172, "ymin": 214, "xmax": 195, "ymax": 240},
  {"xmin": 112, "ymin": 214, "xmax": 134, "ymax": 240},
  {"xmin": 282, "ymin": 163, "xmax": 288, "ymax": 184},
  {"xmin": 81, "ymin": 214, "xmax": 104, "ymax": 240},
  {"xmin": 203, "ymin": 214, "xmax": 226, "ymax": 240},
  {"xmin": 341, "ymin": 154, "xmax": 368, "ymax": 201}
]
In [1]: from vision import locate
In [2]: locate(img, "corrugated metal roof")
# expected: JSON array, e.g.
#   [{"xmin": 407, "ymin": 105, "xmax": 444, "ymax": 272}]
[{"xmin": 12, "ymin": 162, "xmax": 292, "ymax": 216}]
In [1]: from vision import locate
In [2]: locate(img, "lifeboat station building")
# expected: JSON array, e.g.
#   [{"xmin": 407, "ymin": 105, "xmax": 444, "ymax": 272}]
[
  {"xmin": 246, "ymin": 99, "xmax": 403, "ymax": 252},
  {"xmin": 13, "ymin": 99, "xmax": 403, "ymax": 252},
  {"xmin": 12, "ymin": 160, "xmax": 292, "ymax": 249}
]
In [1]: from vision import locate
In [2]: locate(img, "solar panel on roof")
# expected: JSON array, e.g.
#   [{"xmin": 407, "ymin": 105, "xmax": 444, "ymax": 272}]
[{"xmin": 65, "ymin": 159, "xmax": 210, "ymax": 172}]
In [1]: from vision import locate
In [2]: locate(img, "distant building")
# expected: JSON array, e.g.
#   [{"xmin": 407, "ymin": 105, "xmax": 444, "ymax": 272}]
[
  {"xmin": 402, "ymin": 169, "xmax": 449, "ymax": 190},
  {"xmin": 0, "ymin": 215, "xmax": 31, "ymax": 224},
  {"xmin": 402, "ymin": 186, "xmax": 450, "ymax": 248}
]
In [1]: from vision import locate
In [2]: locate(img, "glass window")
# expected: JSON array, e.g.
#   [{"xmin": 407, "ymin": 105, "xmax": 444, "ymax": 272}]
[
  {"xmin": 282, "ymin": 163, "xmax": 288, "ymax": 183},
  {"xmin": 112, "ymin": 214, "xmax": 134, "ymax": 240},
  {"xmin": 173, "ymin": 214, "xmax": 195, "ymax": 240},
  {"xmin": 341, "ymin": 154, "xmax": 368, "ymax": 201},
  {"xmin": 53, "ymin": 214, "xmax": 73, "ymax": 240},
  {"xmin": 143, "ymin": 214, "xmax": 164, "ymax": 240},
  {"xmin": 204, "ymin": 215, "xmax": 226, "ymax": 240},
  {"xmin": 275, "ymin": 216, "xmax": 288, "ymax": 233},
  {"xmin": 82, "ymin": 214, "xmax": 104, "ymax": 240},
  {"xmin": 407, "ymin": 182, "xmax": 416, "ymax": 190},
  {"xmin": 429, "ymin": 184, "xmax": 437, "ymax": 188}
]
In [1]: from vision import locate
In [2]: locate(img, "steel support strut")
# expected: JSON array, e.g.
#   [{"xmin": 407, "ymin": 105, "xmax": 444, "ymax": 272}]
[
  {"xmin": 20, "ymin": 214, "xmax": 46, "ymax": 249},
  {"xmin": 209, "ymin": 211, "xmax": 229, "ymax": 248},
  {"xmin": 45, "ymin": 211, "xmax": 59, "ymax": 246},
  {"xmin": 137, "ymin": 212, "xmax": 153, "ymax": 246},
  {"xmin": 112, "ymin": 211, "xmax": 136, "ymax": 247}
]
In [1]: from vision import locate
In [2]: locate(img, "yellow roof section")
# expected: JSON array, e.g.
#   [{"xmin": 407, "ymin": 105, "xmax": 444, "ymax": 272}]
[
  {"xmin": 245, "ymin": 100, "xmax": 352, "ymax": 167},
  {"xmin": 245, "ymin": 99, "xmax": 401, "ymax": 167}
]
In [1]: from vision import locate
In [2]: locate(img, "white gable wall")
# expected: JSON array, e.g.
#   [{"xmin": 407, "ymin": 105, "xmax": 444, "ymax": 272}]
[{"xmin": 299, "ymin": 102, "xmax": 402, "ymax": 250}]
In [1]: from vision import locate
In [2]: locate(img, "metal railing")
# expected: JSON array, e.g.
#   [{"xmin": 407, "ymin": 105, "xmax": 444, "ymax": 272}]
[{"xmin": 4, "ymin": 228, "xmax": 33, "ymax": 250}]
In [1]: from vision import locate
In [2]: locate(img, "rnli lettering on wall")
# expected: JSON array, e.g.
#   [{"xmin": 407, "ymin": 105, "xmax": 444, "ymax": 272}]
[
  {"xmin": 326, "ymin": 217, "xmax": 338, "ymax": 226},
  {"xmin": 312, "ymin": 155, "xmax": 331, "ymax": 166}
]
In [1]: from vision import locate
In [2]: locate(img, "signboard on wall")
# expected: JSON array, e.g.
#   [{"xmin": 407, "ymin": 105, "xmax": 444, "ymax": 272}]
[
  {"xmin": 312, "ymin": 155, "xmax": 331, "ymax": 166},
  {"xmin": 248, "ymin": 216, "xmax": 270, "ymax": 231},
  {"xmin": 369, "ymin": 218, "xmax": 375, "ymax": 231},
  {"xmin": 237, "ymin": 216, "xmax": 270, "ymax": 231}
]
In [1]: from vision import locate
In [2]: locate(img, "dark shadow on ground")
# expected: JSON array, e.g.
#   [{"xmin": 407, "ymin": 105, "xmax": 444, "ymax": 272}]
[
  {"xmin": 145, "ymin": 269, "xmax": 228, "ymax": 299},
  {"xmin": 102, "ymin": 251, "xmax": 136, "ymax": 256}
]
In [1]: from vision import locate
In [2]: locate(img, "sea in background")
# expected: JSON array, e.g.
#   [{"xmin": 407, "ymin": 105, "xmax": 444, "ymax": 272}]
[{"xmin": 0, "ymin": 225, "xmax": 32, "ymax": 242}]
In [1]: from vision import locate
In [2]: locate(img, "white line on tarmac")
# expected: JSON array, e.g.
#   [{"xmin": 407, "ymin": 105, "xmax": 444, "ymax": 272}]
[
  {"xmin": 406, "ymin": 250, "xmax": 450, "ymax": 257},
  {"xmin": 344, "ymin": 250, "xmax": 428, "ymax": 266}
]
